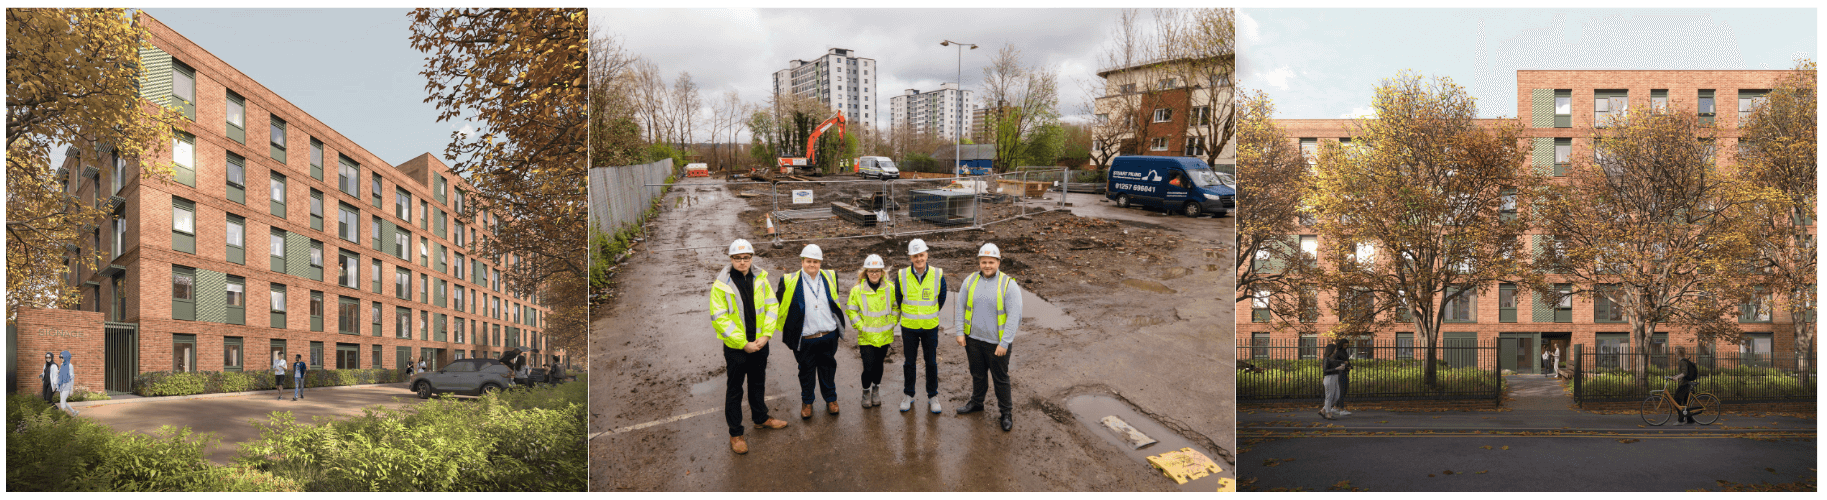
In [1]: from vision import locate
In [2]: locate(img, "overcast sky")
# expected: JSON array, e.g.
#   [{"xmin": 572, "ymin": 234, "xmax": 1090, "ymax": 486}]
[
  {"xmin": 595, "ymin": 8, "xmax": 1140, "ymax": 142},
  {"xmin": 1240, "ymin": 8, "xmax": 1818, "ymax": 119},
  {"xmin": 145, "ymin": 8, "xmax": 462, "ymax": 168}
]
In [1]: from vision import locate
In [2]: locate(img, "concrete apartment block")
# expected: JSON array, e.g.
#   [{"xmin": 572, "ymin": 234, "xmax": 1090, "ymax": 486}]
[{"xmin": 17, "ymin": 12, "xmax": 560, "ymax": 395}]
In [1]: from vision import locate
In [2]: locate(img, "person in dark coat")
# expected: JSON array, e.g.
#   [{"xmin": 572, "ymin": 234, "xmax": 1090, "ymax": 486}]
[{"xmin": 1320, "ymin": 338, "xmax": 1350, "ymax": 420}]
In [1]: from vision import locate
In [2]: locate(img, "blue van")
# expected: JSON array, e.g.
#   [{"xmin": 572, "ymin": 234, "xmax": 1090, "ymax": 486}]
[{"xmin": 1104, "ymin": 156, "xmax": 1235, "ymax": 217}]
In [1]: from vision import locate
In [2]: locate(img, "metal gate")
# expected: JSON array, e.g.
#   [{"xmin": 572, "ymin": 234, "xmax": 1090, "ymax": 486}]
[{"xmin": 103, "ymin": 322, "xmax": 138, "ymax": 393}]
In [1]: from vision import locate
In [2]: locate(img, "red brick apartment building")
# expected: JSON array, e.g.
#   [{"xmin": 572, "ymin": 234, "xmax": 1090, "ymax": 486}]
[
  {"xmin": 13, "ymin": 12, "xmax": 558, "ymax": 395},
  {"xmin": 1240, "ymin": 70, "xmax": 1812, "ymax": 374}
]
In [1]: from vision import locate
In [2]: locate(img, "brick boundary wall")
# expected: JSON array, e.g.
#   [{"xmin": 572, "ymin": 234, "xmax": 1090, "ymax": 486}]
[{"xmin": 13, "ymin": 308, "xmax": 106, "ymax": 395}]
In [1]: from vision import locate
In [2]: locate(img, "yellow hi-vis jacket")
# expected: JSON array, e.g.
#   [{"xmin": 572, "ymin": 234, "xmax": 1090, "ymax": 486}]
[
  {"xmin": 897, "ymin": 266, "xmax": 944, "ymax": 329},
  {"xmin": 846, "ymin": 278, "xmax": 900, "ymax": 348},
  {"xmin": 710, "ymin": 266, "xmax": 778, "ymax": 349},
  {"xmin": 962, "ymin": 271, "xmax": 1012, "ymax": 341}
]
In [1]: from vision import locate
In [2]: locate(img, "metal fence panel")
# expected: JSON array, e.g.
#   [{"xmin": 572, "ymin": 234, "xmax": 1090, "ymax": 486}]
[
  {"xmin": 1570, "ymin": 347, "xmax": 1817, "ymax": 404},
  {"xmin": 1236, "ymin": 339, "xmax": 1503, "ymax": 402},
  {"xmin": 587, "ymin": 158, "xmax": 675, "ymax": 236}
]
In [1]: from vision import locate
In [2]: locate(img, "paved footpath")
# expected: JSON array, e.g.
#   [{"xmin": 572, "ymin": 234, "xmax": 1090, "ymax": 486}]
[{"xmin": 71, "ymin": 383, "xmax": 420, "ymax": 464}]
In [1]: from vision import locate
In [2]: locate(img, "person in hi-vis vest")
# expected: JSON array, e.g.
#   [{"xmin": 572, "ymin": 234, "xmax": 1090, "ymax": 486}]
[
  {"xmin": 846, "ymin": 254, "xmax": 900, "ymax": 409},
  {"xmin": 709, "ymin": 239, "xmax": 788, "ymax": 454},
  {"xmin": 954, "ymin": 243, "xmax": 1022, "ymax": 432},
  {"xmin": 895, "ymin": 238, "xmax": 948, "ymax": 414},
  {"xmin": 776, "ymin": 244, "xmax": 848, "ymax": 420}
]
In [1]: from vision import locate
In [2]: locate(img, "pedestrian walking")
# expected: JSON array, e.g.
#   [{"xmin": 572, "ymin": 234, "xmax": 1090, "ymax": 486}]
[
  {"xmin": 776, "ymin": 243, "xmax": 847, "ymax": 420},
  {"xmin": 40, "ymin": 352, "xmax": 56, "ymax": 404},
  {"xmin": 418, "ymin": 358, "xmax": 427, "ymax": 375},
  {"xmin": 55, "ymin": 350, "xmax": 77, "ymax": 415},
  {"xmin": 273, "ymin": 352, "xmax": 288, "ymax": 400},
  {"xmin": 292, "ymin": 354, "xmax": 308, "ymax": 401},
  {"xmin": 711, "ymin": 239, "xmax": 788, "ymax": 454},
  {"xmin": 1550, "ymin": 344, "xmax": 1562, "ymax": 378},
  {"xmin": 1542, "ymin": 346, "xmax": 1554, "ymax": 378},
  {"xmin": 846, "ymin": 254, "xmax": 900, "ymax": 409},
  {"xmin": 1320, "ymin": 338, "xmax": 1349, "ymax": 419},
  {"xmin": 954, "ymin": 243, "xmax": 1021, "ymax": 432},
  {"xmin": 1671, "ymin": 346, "xmax": 1702, "ymax": 425},
  {"xmin": 896, "ymin": 238, "xmax": 947, "ymax": 414}
]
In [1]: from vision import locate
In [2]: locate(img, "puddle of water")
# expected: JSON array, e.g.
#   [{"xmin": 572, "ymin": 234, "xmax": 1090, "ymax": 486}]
[
  {"xmin": 1066, "ymin": 394, "xmax": 1232, "ymax": 492},
  {"xmin": 932, "ymin": 287, "xmax": 1079, "ymax": 332},
  {"xmin": 689, "ymin": 378, "xmax": 720, "ymax": 396}
]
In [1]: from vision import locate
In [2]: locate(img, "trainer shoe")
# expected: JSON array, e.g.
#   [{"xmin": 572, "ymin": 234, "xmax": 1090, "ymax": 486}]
[
  {"xmin": 900, "ymin": 395, "xmax": 914, "ymax": 412},
  {"xmin": 1337, "ymin": 410, "xmax": 1353, "ymax": 416},
  {"xmin": 930, "ymin": 400, "xmax": 943, "ymax": 414}
]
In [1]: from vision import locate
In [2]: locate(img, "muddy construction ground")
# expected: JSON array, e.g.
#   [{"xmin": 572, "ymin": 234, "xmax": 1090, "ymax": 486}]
[{"xmin": 590, "ymin": 177, "xmax": 1233, "ymax": 491}]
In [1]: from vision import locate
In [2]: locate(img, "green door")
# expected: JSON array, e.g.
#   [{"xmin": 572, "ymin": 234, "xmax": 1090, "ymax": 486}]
[
  {"xmin": 1498, "ymin": 332, "xmax": 1541, "ymax": 374},
  {"xmin": 1443, "ymin": 332, "xmax": 1479, "ymax": 369}
]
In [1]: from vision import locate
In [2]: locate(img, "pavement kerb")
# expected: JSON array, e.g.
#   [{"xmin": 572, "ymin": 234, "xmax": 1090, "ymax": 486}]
[{"xmin": 65, "ymin": 382, "xmax": 411, "ymax": 408}]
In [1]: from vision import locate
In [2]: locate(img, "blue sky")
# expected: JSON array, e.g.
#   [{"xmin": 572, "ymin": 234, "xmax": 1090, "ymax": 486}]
[
  {"xmin": 1239, "ymin": 8, "xmax": 1817, "ymax": 119},
  {"xmin": 146, "ymin": 8, "xmax": 468, "ymax": 168}
]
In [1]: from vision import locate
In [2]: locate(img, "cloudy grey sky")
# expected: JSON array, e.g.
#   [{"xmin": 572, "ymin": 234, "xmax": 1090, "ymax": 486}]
[
  {"xmin": 145, "ymin": 8, "xmax": 464, "ymax": 168},
  {"xmin": 594, "ymin": 8, "xmax": 1136, "ymax": 141},
  {"xmin": 1239, "ymin": 8, "xmax": 1817, "ymax": 119}
]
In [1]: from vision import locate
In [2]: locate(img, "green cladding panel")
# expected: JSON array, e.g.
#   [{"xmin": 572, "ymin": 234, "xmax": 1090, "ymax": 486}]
[
  {"xmin": 1531, "ymin": 138, "xmax": 1554, "ymax": 175},
  {"xmin": 196, "ymin": 270, "xmax": 227, "ymax": 324},
  {"xmin": 1530, "ymin": 89, "xmax": 1555, "ymax": 128},
  {"xmin": 286, "ymin": 232, "xmax": 311, "ymax": 278}
]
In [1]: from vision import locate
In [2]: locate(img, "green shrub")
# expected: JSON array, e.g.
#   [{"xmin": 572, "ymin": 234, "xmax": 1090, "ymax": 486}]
[
  {"xmin": 133, "ymin": 369, "xmax": 404, "ymax": 397},
  {"xmin": 135, "ymin": 372, "xmax": 209, "ymax": 397},
  {"xmin": 1577, "ymin": 372, "xmax": 1816, "ymax": 400},
  {"xmin": 1238, "ymin": 359, "xmax": 1503, "ymax": 399},
  {"xmin": 6, "ymin": 393, "xmax": 298, "ymax": 491}
]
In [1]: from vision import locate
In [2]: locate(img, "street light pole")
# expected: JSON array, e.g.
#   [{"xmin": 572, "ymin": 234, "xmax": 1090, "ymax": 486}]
[{"xmin": 941, "ymin": 40, "xmax": 976, "ymax": 181}]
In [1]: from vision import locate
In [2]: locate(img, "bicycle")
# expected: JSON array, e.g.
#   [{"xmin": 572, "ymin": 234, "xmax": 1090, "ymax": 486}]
[{"xmin": 1640, "ymin": 376, "xmax": 1721, "ymax": 426}]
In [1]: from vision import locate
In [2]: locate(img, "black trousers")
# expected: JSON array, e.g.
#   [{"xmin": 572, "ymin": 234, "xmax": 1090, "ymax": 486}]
[
  {"xmin": 964, "ymin": 337, "xmax": 1013, "ymax": 415},
  {"xmin": 1674, "ymin": 381, "xmax": 1693, "ymax": 407},
  {"xmin": 793, "ymin": 334, "xmax": 839, "ymax": 404},
  {"xmin": 1337, "ymin": 370, "xmax": 1349, "ymax": 410},
  {"xmin": 860, "ymin": 344, "xmax": 889, "ymax": 388},
  {"xmin": 902, "ymin": 327, "xmax": 939, "ymax": 397},
  {"xmin": 724, "ymin": 344, "xmax": 771, "ymax": 437}
]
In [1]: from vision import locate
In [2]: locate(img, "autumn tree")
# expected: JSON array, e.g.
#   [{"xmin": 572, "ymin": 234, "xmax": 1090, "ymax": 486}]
[
  {"xmin": 1234, "ymin": 90, "xmax": 1309, "ymax": 305},
  {"xmin": 1737, "ymin": 60, "xmax": 1817, "ymax": 379},
  {"xmin": 1300, "ymin": 72, "xmax": 1539, "ymax": 386},
  {"xmin": 1089, "ymin": 9, "xmax": 1154, "ymax": 166},
  {"xmin": 980, "ymin": 43, "xmax": 1060, "ymax": 172},
  {"xmin": 590, "ymin": 30, "xmax": 644, "ymax": 168},
  {"xmin": 1535, "ymin": 97, "xmax": 1772, "ymax": 391},
  {"xmin": 410, "ymin": 7, "xmax": 587, "ymax": 355},
  {"xmin": 7, "ymin": 8, "xmax": 182, "ymax": 315},
  {"xmin": 1156, "ymin": 7, "xmax": 1235, "ymax": 167}
]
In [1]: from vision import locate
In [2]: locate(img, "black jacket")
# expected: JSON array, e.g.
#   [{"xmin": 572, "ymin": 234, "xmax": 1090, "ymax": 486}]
[{"xmin": 775, "ymin": 271, "xmax": 847, "ymax": 351}]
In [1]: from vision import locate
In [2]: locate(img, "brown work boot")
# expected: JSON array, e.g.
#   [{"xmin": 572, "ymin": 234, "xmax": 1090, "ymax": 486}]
[
  {"xmin": 828, "ymin": 401, "xmax": 840, "ymax": 415},
  {"xmin": 730, "ymin": 436, "xmax": 748, "ymax": 454},
  {"xmin": 801, "ymin": 404, "xmax": 813, "ymax": 419},
  {"xmin": 755, "ymin": 418, "xmax": 789, "ymax": 429}
]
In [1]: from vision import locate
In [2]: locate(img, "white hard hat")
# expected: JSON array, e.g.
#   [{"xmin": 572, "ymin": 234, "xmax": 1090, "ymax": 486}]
[
  {"xmin": 908, "ymin": 238, "xmax": 929, "ymax": 256},
  {"xmin": 800, "ymin": 244, "xmax": 824, "ymax": 260},
  {"xmin": 728, "ymin": 239, "xmax": 755, "ymax": 256},
  {"xmin": 863, "ymin": 254, "xmax": 885, "ymax": 269},
  {"xmin": 978, "ymin": 243, "xmax": 1001, "ymax": 259}
]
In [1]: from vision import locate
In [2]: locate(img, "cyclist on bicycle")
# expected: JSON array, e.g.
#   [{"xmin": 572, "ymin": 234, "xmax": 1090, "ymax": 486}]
[{"xmin": 1667, "ymin": 346, "xmax": 1701, "ymax": 425}]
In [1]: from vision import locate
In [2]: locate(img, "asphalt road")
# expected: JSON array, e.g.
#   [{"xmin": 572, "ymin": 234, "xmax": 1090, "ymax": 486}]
[
  {"xmin": 590, "ymin": 178, "xmax": 1233, "ymax": 491},
  {"xmin": 73, "ymin": 383, "xmax": 420, "ymax": 464}
]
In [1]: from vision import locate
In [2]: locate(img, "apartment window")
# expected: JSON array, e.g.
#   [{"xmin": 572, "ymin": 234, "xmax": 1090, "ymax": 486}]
[
  {"xmin": 1554, "ymin": 284, "xmax": 1573, "ymax": 323},
  {"xmin": 371, "ymin": 215, "xmax": 383, "ymax": 250},
  {"xmin": 309, "ymin": 240, "xmax": 324, "ymax": 280},
  {"xmin": 111, "ymin": 150, "xmax": 127, "ymax": 195},
  {"xmin": 172, "ymin": 131, "xmax": 196, "ymax": 187},
  {"xmin": 420, "ymin": 273, "xmax": 429, "ymax": 303},
  {"xmin": 1553, "ymin": 138, "xmax": 1571, "ymax": 176},
  {"xmin": 269, "ymin": 172, "xmax": 287, "ymax": 217},
  {"xmin": 420, "ymin": 310, "xmax": 429, "ymax": 340},
  {"xmin": 396, "ymin": 189, "xmax": 411, "ymax": 220},
  {"xmin": 1651, "ymin": 89, "xmax": 1669, "ymax": 111},
  {"xmin": 226, "ymin": 91, "xmax": 246, "ymax": 144},
  {"xmin": 1152, "ymin": 108, "xmax": 1173, "ymax": 123},
  {"xmin": 435, "ymin": 174, "xmax": 447, "ymax": 203},
  {"xmin": 1250, "ymin": 288, "xmax": 1270, "ymax": 323},
  {"xmin": 1119, "ymin": 83, "xmax": 1136, "ymax": 94},
  {"xmin": 1738, "ymin": 90, "xmax": 1768, "ymax": 123},
  {"xmin": 1441, "ymin": 288, "xmax": 1475, "ymax": 322},
  {"xmin": 226, "ymin": 214, "xmax": 245, "ymax": 264},
  {"xmin": 1740, "ymin": 333, "xmax": 1774, "ymax": 368},
  {"xmin": 1499, "ymin": 189, "xmax": 1518, "ymax": 221},
  {"xmin": 336, "ymin": 343, "xmax": 359, "ymax": 369},
  {"xmin": 420, "ymin": 237, "xmax": 430, "ymax": 266},
  {"xmin": 1698, "ymin": 89, "xmax": 1716, "ymax": 125},
  {"xmin": 395, "ymin": 230, "xmax": 410, "ymax": 260},
  {"xmin": 1553, "ymin": 89, "xmax": 1571, "ymax": 128},
  {"xmin": 396, "ymin": 268, "xmax": 411, "ymax": 299},
  {"xmin": 225, "ymin": 153, "xmax": 246, "ymax": 203},
  {"xmin": 171, "ymin": 197, "xmax": 196, "ymax": 254},
  {"xmin": 309, "ymin": 290, "xmax": 324, "ymax": 332},
  {"xmin": 171, "ymin": 266, "xmax": 196, "ymax": 320},
  {"xmin": 269, "ymin": 229, "xmax": 287, "ymax": 272},
  {"xmin": 270, "ymin": 116, "xmax": 287, "ymax": 163},
  {"xmin": 270, "ymin": 284, "xmax": 288, "ymax": 328},
  {"xmin": 171, "ymin": 61, "xmax": 196, "ymax": 120},
  {"xmin": 310, "ymin": 341, "xmax": 323, "ymax": 369},
  {"xmin": 309, "ymin": 189, "xmax": 324, "ymax": 230},
  {"xmin": 226, "ymin": 275, "xmax": 245, "ymax": 325},
  {"xmin": 371, "ymin": 173, "xmax": 383, "ymax": 208},
  {"xmin": 1299, "ymin": 138, "xmax": 1318, "ymax": 166},
  {"xmin": 454, "ymin": 319, "xmax": 465, "ymax": 344},
  {"xmin": 339, "ymin": 250, "xmax": 359, "ymax": 288},
  {"xmin": 371, "ymin": 259, "xmax": 382, "ymax": 293},
  {"xmin": 1183, "ymin": 136, "xmax": 1207, "ymax": 157},
  {"xmin": 435, "ymin": 210, "xmax": 446, "ymax": 239},
  {"xmin": 309, "ymin": 138, "xmax": 324, "ymax": 180},
  {"xmin": 454, "ymin": 253, "xmax": 465, "ymax": 279},
  {"xmin": 454, "ymin": 284, "xmax": 466, "ymax": 311},
  {"xmin": 224, "ymin": 337, "xmax": 243, "ymax": 372},
  {"xmin": 396, "ymin": 306, "xmax": 412, "ymax": 339},
  {"xmin": 338, "ymin": 203, "xmax": 358, "ymax": 242},
  {"xmin": 1396, "ymin": 333, "xmax": 1415, "ymax": 360},
  {"xmin": 371, "ymin": 302, "xmax": 383, "ymax": 336},
  {"xmin": 172, "ymin": 334, "xmax": 197, "ymax": 373},
  {"xmin": 1498, "ymin": 283, "xmax": 1517, "ymax": 323},
  {"xmin": 339, "ymin": 156, "xmax": 360, "ymax": 196},
  {"xmin": 372, "ymin": 344, "xmax": 383, "ymax": 367},
  {"xmin": 1149, "ymin": 136, "xmax": 1168, "ymax": 151},
  {"xmin": 338, "ymin": 296, "xmax": 360, "ymax": 334},
  {"xmin": 1739, "ymin": 288, "xmax": 1773, "ymax": 323},
  {"xmin": 420, "ymin": 200, "xmax": 429, "ymax": 228},
  {"xmin": 1595, "ymin": 284, "xmax": 1625, "ymax": 323},
  {"xmin": 1593, "ymin": 90, "xmax": 1627, "ymax": 126}
]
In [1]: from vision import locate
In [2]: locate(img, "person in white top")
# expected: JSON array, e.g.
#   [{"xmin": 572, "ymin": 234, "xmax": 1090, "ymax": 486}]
[{"xmin": 273, "ymin": 352, "xmax": 288, "ymax": 400}]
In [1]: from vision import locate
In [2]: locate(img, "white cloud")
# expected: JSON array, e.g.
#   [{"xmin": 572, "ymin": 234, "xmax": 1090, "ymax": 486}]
[
  {"xmin": 1258, "ymin": 66, "xmax": 1296, "ymax": 90},
  {"xmin": 1340, "ymin": 106, "xmax": 1374, "ymax": 119},
  {"xmin": 1237, "ymin": 11, "xmax": 1260, "ymax": 48}
]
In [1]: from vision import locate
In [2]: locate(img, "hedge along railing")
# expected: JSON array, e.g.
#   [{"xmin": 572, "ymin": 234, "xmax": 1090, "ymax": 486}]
[
  {"xmin": 132, "ymin": 368, "xmax": 408, "ymax": 397},
  {"xmin": 1237, "ymin": 340, "xmax": 1505, "ymax": 402},
  {"xmin": 1570, "ymin": 346, "xmax": 1817, "ymax": 404}
]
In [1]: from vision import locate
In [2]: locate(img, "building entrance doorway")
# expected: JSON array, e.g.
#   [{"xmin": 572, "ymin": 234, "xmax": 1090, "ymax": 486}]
[{"xmin": 103, "ymin": 322, "xmax": 138, "ymax": 393}]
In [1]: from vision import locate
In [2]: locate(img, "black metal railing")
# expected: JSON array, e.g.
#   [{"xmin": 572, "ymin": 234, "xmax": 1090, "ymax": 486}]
[
  {"xmin": 1237, "ymin": 340, "xmax": 1504, "ymax": 402},
  {"xmin": 1570, "ymin": 344, "xmax": 1817, "ymax": 404}
]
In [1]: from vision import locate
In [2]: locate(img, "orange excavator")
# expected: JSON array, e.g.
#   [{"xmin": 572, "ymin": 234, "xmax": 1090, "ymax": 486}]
[{"xmin": 777, "ymin": 110, "xmax": 846, "ymax": 176}]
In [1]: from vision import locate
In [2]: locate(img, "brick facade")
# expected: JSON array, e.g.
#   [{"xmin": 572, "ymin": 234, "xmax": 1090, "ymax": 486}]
[
  {"xmin": 1239, "ymin": 70, "xmax": 1812, "ymax": 370},
  {"xmin": 35, "ymin": 12, "xmax": 559, "ymax": 394},
  {"xmin": 12, "ymin": 309, "xmax": 106, "ymax": 395}
]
